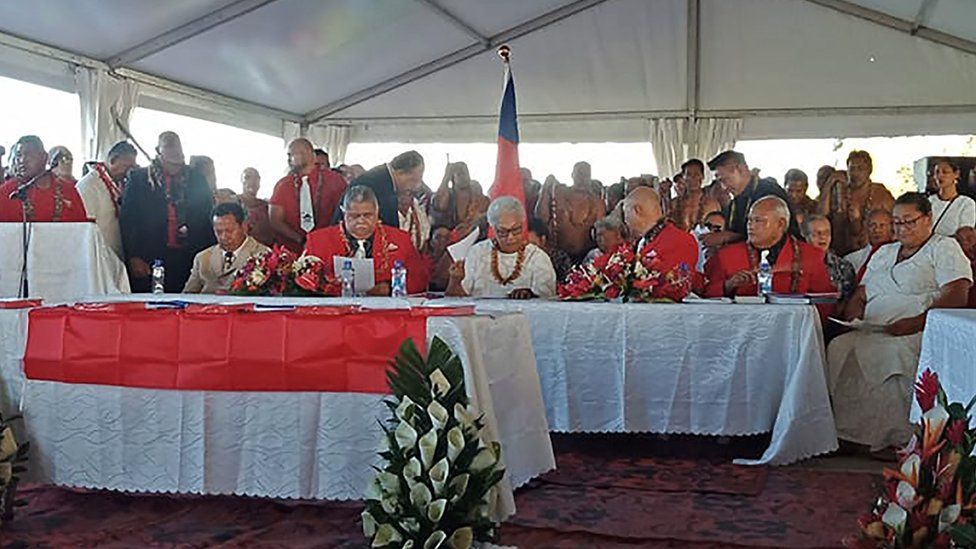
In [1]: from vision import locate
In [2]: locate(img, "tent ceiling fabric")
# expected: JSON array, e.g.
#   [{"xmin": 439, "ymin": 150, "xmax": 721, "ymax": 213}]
[{"xmin": 0, "ymin": 0, "xmax": 972, "ymax": 142}]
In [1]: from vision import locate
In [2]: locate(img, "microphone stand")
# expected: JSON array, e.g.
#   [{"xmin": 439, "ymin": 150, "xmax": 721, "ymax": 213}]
[{"xmin": 9, "ymin": 169, "xmax": 51, "ymax": 299}]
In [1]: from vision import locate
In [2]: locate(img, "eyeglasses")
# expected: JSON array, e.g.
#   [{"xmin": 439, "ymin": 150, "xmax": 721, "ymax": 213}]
[
  {"xmin": 892, "ymin": 215, "xmax": 926, "ymax": 228},
  {"xmin": 704, "ymin": 223, "xmax": 724, "ymax": 232},
  {"xmin": 495, "ymin": 224, "xmax": 523, "ymax": 238}
]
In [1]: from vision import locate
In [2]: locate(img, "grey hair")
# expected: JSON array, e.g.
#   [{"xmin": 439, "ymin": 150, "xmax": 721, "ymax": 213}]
[
  {"xmin": 800, "ymin": 214, "xmax": 830, "ymax": 239},
  {"xmin": 593, "ymin": 215, "xmax": 626, "ymax": 234},
  {"xmin": 751, "ymin": 195, "xmax": 791, "ymax": 223},
  {"xmin": 341, "ymin": 184, "xmax": 379, "ymax": 211},
  {"xmin": 486, "ymin": 196, "xmax": 526, "ymax": 227}
]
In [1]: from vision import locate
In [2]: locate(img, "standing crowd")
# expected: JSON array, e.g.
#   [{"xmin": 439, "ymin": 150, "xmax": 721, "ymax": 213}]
[{"xmin": 1, "ymin": 130, "xmax": 974, "ymax": 455}]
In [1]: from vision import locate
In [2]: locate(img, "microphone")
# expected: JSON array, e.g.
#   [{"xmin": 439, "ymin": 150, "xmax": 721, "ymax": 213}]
[{"xmin": 9, "ymin": 168, "xmax": 52, "ymax": 200}]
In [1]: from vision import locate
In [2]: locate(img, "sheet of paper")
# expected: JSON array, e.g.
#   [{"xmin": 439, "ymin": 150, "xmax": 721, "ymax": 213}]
[
  {"xmin": 828, "ymin": 317, "xmax": 886, "ymax": 333},
  {"xmin": 333, "ymin": 256, "xmax": 375, "ymax": 294},
  {"xmin": 448, "ymin": 228, "xmax": 479, "ymax": 262},
  {"xmin": 682, "ymin": 294, "xmax": 733, "ymax": 304}
]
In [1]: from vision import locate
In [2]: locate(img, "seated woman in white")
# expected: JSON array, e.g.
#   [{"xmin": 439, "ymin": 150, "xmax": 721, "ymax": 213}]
[
  {"xmin": 446, "ymin": 196, "xmax": 556, "ymax": 299},
  {"xmin": 829, "ymin": 192, "xmax": 972, "ymax": 452},
  {"xmin": 929, "ymin": 157, "xmax": 976, "ymax": 237}
]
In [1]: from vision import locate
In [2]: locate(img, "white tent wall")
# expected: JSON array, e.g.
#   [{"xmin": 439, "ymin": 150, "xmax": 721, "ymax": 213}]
[{"xmin": 0, "ymin": 0, "xmax": 973, "ymax": 155}]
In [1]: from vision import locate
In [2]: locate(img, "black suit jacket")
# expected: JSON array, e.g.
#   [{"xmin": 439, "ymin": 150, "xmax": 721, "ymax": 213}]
[
  {"xmin": 120, "ymin": 165, "xmax": 216, "ymax": 263},
  {"xmin": 333, "ymin": 164, "xmax": 399, "ymax": 227}
]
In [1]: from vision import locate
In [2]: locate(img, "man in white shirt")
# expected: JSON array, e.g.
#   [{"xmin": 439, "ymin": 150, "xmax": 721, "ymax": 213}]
[
  {"xmin": 75, "ymin": 141, "xmax": 138, "ymax": 258},
  {"xmin": 446, "ymin": 196, "xmax": 556, "ymax": 299},
  {"xmin": 184, "ymin": 202, "xmax": 270, "ymax": 294}
]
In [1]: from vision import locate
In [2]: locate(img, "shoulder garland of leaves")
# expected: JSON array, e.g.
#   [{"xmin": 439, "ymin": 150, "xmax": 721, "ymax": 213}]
[
  {"xmin": 363, "ymin": 337, "xmax": 505, "ymax": 549},
  {"xmin": 0, "ymin": 412, "xmax": 29, "ymax": 528}
]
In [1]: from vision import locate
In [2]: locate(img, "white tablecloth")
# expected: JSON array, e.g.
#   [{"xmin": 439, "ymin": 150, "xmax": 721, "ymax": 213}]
[
  {"xmin": 0, "ymin": 222, "xmax": 129, "ymax": 300},
  {"xmin": 916, "ymin": 309, "xmax": 976, "ymax": 410},
  {"xmin": 470, "ymin": 300, "xmax": 838, "ymax": 466},
  {"xmin": 0, "ymin": 301, "xmax": 553, "ymax": 520}
]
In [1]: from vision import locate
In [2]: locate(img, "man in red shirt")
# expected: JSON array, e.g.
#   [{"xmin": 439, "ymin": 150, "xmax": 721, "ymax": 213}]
[
  {"xmin": 622, "ymin": 186, "xmax": 701, "ymax": 288},
  {"xmin": 0, "ymin": 136, "xmax": 87, "ymax": 222},
  {"xmin": 705, "ymin": 196, "xmax": 835, "ymax": 298},
  {"xmin": 269, "ymin": 138, "xmax": 346, "ymax": 252},
  {"xmin": 305, "ymin": 185, "xmax": 428, "ymax": 295}
]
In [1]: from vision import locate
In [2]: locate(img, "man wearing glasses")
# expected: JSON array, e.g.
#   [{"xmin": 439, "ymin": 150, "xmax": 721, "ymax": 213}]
[
  {"xmin": 305, "ymin": 185, "xmax": 429, "ymax": 296},
  {"xmin": 704, "ymin": 196, "xmax": 833, "ymax": 299},
  {"xmin": 446, "ymin": 196, "xmax": 556, "ymax": 300}
]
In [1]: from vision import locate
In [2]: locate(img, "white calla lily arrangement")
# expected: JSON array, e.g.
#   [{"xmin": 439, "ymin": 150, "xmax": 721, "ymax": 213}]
[{"xmin": 363, "ymin": 336, "xmax": 505, "ymax": 549}]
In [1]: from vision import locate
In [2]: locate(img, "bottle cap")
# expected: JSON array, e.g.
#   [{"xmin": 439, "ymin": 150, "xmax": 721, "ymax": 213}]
[
  {"xmin": 153, "ymin": 259, "xmax": 163, "ymax": 267},
  {"xmin": 343, "ymin": 259, "xmax": 353, "ymax": 268},
  {"xmin": 394, "ymin": 260, "xmax": 404, "ymax": 268}
]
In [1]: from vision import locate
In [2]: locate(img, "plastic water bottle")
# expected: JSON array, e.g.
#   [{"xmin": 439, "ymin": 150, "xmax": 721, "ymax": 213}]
[
  {"xmin": 151, "ymin": 259, "xmax": 165, "ymax": 294},
  {"xmin": 757, "ymin": 250, "xmax": 773, "ymax": 297},
  {"xmin": 340, "ymin": 259, "xmax": 355, "ymax": 297},
  {"xmin": 391, "ymin": 260, "xmax": 407, "ymax": 298}
]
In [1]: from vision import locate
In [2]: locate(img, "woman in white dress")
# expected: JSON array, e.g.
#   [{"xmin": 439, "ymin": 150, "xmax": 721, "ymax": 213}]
[
  {"xmin": 829, "ymin": 192, "xmax": 972, "ymax": 452},
  {"xmin": 446, "ymin": 196, "xmax": 556, "ymax": 299},
  {"xmin": 929, "ymin": 158, "xmax": 976, "ymax": 237}
]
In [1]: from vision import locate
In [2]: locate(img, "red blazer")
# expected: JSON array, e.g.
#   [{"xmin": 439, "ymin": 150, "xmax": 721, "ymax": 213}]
[
  {"xmin": 704, "ymin": 236, "xmax": 835, "ymax": 298},
  {"xmin": 640, "ymin": 221, "xmax": 702, "ymax": 292},
  {"xmin": 0, "ymin": 176, "xmax": 88, "ymax": 222},
  {"xmin": 304, "ymin": 225, "xmax": 430, "ymax": 294}
]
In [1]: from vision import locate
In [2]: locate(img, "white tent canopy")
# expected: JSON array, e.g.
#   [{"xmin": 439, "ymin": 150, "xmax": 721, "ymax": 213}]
[{"xmin": 0, "ymin": 0, "xmax": 973, "ymax": 160}]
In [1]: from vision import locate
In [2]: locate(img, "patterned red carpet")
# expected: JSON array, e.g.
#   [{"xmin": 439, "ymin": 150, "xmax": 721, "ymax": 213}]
[{"xmin": 1, "ymin": 434, "xmax": 879, "ymax": 548}]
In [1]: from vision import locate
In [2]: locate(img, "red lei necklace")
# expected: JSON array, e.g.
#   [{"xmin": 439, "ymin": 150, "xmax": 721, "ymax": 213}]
[
  {"xmin": 746, "ymin": 237, "xmax": 803, "ymax": 293},
  {"xmin": 22, "ymin": 175, "xmax": 65, "ymax": 222},
  {"xmin": 490, "ymin": 242, "xmax": 527, "ymax": 285},
  {"xmin": 340, "ymin": 222, "xmax": 392, "ymax": 274},
  {"xmin": 93, "ymin": 163, "xmax": 122, "ymax": 217}
]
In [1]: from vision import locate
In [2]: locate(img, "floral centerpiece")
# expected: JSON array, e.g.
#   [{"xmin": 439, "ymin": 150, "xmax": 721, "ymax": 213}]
[
  {"xmin": 558, "ymin": 243, "xmax": 692, "ymax": 303},
  {"xmin": 363, "ymin": 337, "xmax": 506, "ymax": 548},
  {"xmin": 846, "ymin": 369, "xmax": 976, "ymax": 548},
  {"xmin": 0, "ymin": 412, "xmax": 29, "ymax": 527},
  {"xmin": 229, "ymin": 246, "xmax": 340, "ymax": 297}
]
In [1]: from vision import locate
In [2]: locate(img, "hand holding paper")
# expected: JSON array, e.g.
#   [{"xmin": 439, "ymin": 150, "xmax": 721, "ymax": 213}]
[{"xmin": 447, "ymin": 228, "xmax": 479, "ymax": 262}]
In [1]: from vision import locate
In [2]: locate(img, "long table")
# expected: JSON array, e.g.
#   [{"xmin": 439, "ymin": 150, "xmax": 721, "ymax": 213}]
[
  {"xmin": 917, "ymin": 309, "xmax": 976, "ymax": 407},
  {"xmin": 0, "ymin": 298, "xmax": 554, "ymax": 520},
  {"xmin": 471, "ymin": 300, "xmax": 838, "ymax": 466}
]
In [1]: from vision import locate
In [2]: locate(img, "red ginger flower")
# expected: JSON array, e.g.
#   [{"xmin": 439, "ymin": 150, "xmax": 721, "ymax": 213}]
[
  {"xmin": 946, "ymin": 419, "xmax": 967, "ymax": 446},
  {"xmin": 915, "ymin": 369, "xmax": 940, "ymax": 412}
]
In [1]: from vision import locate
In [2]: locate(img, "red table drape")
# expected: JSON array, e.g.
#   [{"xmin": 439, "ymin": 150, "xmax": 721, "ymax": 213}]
[{"xmin": 23, "ymin": 304, "xmax": 473, "ymax": 393}]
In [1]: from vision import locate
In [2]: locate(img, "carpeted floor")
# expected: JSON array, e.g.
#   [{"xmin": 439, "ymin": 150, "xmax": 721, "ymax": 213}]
[{"xmin": 1, "ymin": 434, "xmax": 880, "ymax": 548}]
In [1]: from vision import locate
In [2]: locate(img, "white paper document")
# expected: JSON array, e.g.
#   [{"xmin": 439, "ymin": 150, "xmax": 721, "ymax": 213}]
[
  {"xmin": 447, "ymin": 228, "xmax": 479, "ymax": 262},
  {"xmin": 829, "ymin": 317, "xmax": 886, "ymax": 333},
  {"xmin": 333, "ymin": 256, "xmax": 375, "ymax": 294},
  {"xmin": 682, "ymin": 294, "xmax": 733, "ymax": 304}
]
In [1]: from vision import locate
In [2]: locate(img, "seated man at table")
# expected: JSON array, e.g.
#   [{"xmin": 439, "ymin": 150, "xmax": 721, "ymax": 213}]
[
  {"xmin": 305, "ymin": 185, "xmax": 429, "ymax": 295},
  {"xmin": 704, "ymin": 196, "xmax": 835, "ymax": 298},
  {"xmin": 829, "ymin": 192, "xmax": 972, "ymax": 453},
  {"xmin": 446, "ymin": 196, "xmax": 556, "ymax": 299},
  {"xmin": 622, "ymin": 186, "xmax": 699, "ymax": 276},
  {"xmin": 184, "ymin": 202, "xmax": 270, "ymax": 294},
  {"xmin": 0, "ymin": 135, "xmax": 88, "ymax": 222}
]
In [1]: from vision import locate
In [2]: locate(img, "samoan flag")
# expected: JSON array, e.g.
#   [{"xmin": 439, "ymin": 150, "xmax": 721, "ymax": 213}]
[{"xmin": 488, "ymin": 63, "xmax": 527, "ymax": 211}]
